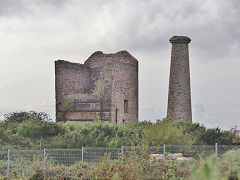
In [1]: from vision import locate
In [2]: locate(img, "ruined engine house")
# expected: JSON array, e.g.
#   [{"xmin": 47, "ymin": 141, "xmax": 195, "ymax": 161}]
[{"xmin": 55, "ymin": 51, "xmax": 138, "ymax": 124}]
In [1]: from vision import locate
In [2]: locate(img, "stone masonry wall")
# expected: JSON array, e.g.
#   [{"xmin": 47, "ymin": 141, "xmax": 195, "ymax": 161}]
[
  {"xmin": 55, "ymin": 60, "xmax": 92, "ymax": 121},
  {"xmin": 110, "ymin": 59, "xmax": 138, "ymax": 123},
  {"xmin": 84, "ymin": 51, "xmax": 138, "ymax": 124}
]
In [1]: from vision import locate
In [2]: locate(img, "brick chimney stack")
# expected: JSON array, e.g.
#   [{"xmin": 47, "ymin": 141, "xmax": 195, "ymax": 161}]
[{"xmin": 167, "ymin": 36, "xmax": 192, "ymax": 123}]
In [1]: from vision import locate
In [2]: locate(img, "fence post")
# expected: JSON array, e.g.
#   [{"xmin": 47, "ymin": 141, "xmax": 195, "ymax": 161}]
[
  {"xmin": 215, "ymin": 143, "xmax": 218, "ymax": 169},
  {"xmin": 44, "ymin": 148, "xmax": 46, "ymax": 169},
  {"xmin": 163, "ymin": 144, "xmax": 166, "ymax": 160},
  {"xmin": 82, "ymin": 146, "xmax": 84, "ymax": 163},
  {"xmin": 121, "ymin": 145, "xmax": 123, "ymax": 161},
  {"xmin": 7, "ymin": 149, "xmax": 10, "ymax": 174}
]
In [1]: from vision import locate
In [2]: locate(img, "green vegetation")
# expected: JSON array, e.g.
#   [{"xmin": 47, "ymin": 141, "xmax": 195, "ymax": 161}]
[
  {"xmin": 191, "ymin": 149, "xmax": 240, "ymax": 180},
  {"xmin": 175, "ymin": 121, "xmax": 240, "ymax": 145},
  {"xmin": 1, "ymin": 111, "xmax": 240, "ymax": 179},
  {"xmin": 0, "ymin": 111, "xmax": 240, "ymax": 151},
  {"xmin": 91, "ymin": 79, "xmax": 108, "ymax": 100}
]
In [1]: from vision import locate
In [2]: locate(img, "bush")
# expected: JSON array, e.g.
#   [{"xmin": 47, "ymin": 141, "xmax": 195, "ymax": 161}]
[
  {"xmin": 191, "ymin": 149, "xmax": 240, "ymax": 180},
  {"xmin": 191, "ymin": 156, "xmax": 220, "ymax": 180},
  {"xmin": 18, "ymin": 121, "xmax": 65, "ymax": 138},
  {"xmin": 143, "ymin": 120, "xmax": 196, "ymax": 145},
  {"xmin": 0, "ymin": 125, "xmax": 6, "ymax": 143},
  {"xmin": 24, "ymin": 156, "xmax": 91, "ymax": 180},
  {"xmin": 4, "ymin": 111, "xmax": 50, "ymax": 124},
  {"xmin": 175, "ymin": 121, "xmax": 240, "ymax": 145},
  {"xmin": 50, "ymin": 121, "xmax": 120, "ymax": 148},
  {"xmin": 3, "ymin": 111, "xmax": 52, "ymax": 134}
]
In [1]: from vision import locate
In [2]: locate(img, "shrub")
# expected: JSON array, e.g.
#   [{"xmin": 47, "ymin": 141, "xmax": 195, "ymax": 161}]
[
  {"xmin": 4, "ymin": 111, "xmax": 51, "ymax": 124},
  {"xmin": 191, "ymin": 149, "xmax": 240, "ymax": 180},
  {"xmin": 3, "ymin": 111, "xmax": 52, "ymax": 135},
  {"xmin": 0, "ymin": 125, "xmax": 6, "ymax": 143},
  {"xmin": 143, "ymin": 120, "xmax": 196, "ymax": 145},
  {"xmin": 175, "ymin": 121, "xmax": 240, "ymax": 145},
  {"xmin": 191, "ymin": 156, "xmax": 220, "ymax": 180},
  {"xmin": 24, "ymin": 156, "xmax": 91, "ymax": 180},
  {"xmin": 18, "ymin": 121, "xmax": 65, "ymax": 138},
  {"xmin": 50, "ymin": 121, "xmax": 120, "ymax": 148},
  {"xmin": 91, "ymin": 147, "xmax": 190, "ymax": 179}
]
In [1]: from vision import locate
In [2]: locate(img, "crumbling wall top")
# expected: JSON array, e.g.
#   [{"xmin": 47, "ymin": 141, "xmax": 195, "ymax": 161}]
[
  {"xmin": 55, "ymin": 60, "xmax": 90, "ymax": 69},
  {"xmin": 84, "ymin": 50, "xmax": 138, "ymax": 66}
]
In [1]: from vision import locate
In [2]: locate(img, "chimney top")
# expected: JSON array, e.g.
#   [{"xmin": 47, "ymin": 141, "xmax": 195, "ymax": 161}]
[{"xmin": 169, "ymin": 36, "xmax": 191, "ymax": 43}]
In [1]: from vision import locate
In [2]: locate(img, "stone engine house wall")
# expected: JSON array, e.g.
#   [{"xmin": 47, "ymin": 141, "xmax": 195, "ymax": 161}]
[{"xmin": 55, "ymin": 51, "xmax": 138, "ymax": 123}]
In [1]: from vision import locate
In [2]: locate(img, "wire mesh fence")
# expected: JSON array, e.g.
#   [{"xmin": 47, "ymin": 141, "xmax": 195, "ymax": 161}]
[
  {"xmin": 82, "ymin": 147, "xmax": 121, "ymax": 162},
  {"xmin": 0, "ymin": 151, "xmax": 7, "ymax": 176},
  {"xmin": 0, "ymin": 144, "xmax": 239, "ymax": 177},
  {"xmin": 164, "ymin": 145, "xmax": 216, "ymax": 159},
  {"xmin": 46, "ymin": 149, "xmax": 82, "ymax": 166},
  {"xmin": 9, "ymin": 150, "xmax": 43, "ymax": 175}
]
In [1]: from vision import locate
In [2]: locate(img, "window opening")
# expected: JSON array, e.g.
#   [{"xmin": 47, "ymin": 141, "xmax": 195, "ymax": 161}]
[{"xmin": 124, "ymin": 100, "xmax": 128, "ymax": 113}]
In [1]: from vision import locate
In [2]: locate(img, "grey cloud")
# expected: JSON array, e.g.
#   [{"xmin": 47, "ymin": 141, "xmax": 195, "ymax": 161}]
[
  {"xmin": 2, "ymin": 0, "xmax": 238, "ymax": 59},
  {"xmin": 0, "ymin": 0, "xmax": 28, "ymax": 16},
  {"xmin": 112, "ymin": 1, "xmax": 239, "ymax": 59},
  {"xmin": 73, "ymin": 0, "xmax": 239, "ymax": 61},
  {"xmin": 0, "ymin": 0, "xmax": 68, "ymax": 16}
]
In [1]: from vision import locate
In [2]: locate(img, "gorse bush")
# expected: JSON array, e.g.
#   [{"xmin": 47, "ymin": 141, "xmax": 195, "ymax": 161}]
[
  {"xmin": 50, "ymin": 121, "xmax": 144, "ymax": 148},
  {"xmin": 175, "ymin": 121, "xmax": 240, "ymax": 145},
  {"xmin": 92, "ymin": 149, "xmax": 190, "ymax": 180},
  {"xmin": 0, "ymin": 125, "xmax": 6, "ymax": 143},
  {"xmin": 2, "ymin": 111, "xmax": 52, "ymax": 135},
  {"xmin": 143, "ymin": 120, "xmax": 195, "ymax": 145},
  {"xmin": 4, "ymin": 111, "xmax": 50, "ymax": 124},
  {"xmin": 18, "ymin": 121, "xmax": 65, "ymax": 138}
]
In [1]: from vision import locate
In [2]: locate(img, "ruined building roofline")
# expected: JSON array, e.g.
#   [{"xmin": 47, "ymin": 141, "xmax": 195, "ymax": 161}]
[
  {"xmin": 88, "ymin": 50, "xmax": 134, "ymax": 57},
  {"xmin": 115, "ymin": 50, "xmax": 138, "ymax": 62},
  {"xmin": 85, "ymin": 50, "xmax": 138, "ymax": 63},
  {"xmin": 55, "ymin": 50, "xmax": 138, "ymax": 69},
  {"xmin": 55, "ymin": 60, "xmax": 87, "ymax": 67}
]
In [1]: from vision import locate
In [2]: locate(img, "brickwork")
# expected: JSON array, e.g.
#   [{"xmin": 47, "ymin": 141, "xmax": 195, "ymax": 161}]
[
  {"xmin": 167, "ymin": 36, "xmax": 192, "ymax": 123},
  {"xmin": 55, "ymin": 51, "xmax": 138, "ymax": 123}
]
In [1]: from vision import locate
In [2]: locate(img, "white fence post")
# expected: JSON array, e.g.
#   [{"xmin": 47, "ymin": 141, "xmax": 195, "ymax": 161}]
[
  {"xmin": 163, "ymin": 144, "xmax": 166, "ymax": 161},
  {"xmin": 82, "ymin": 146, "xmax": 84, "ymax": 163},
  {"xmin": 121, "ymin": 145, "xmax": 123, "ymax": 161},
  {"xmin": 215, "ymin": 143, "xmax": 218, "ymax": 169},
  {"xmin": 7, "ymin": 149, "xmax": 10, "ymax": 174},
  {"xmin": 44, "ymin": 148, "xmax": 46, "ymax": 169}
]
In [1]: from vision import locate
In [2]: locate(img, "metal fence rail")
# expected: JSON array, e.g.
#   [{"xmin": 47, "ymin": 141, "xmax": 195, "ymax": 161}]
[{"xmin": 0, "ymin": 144, "xmax": 239, "ymax": 177}]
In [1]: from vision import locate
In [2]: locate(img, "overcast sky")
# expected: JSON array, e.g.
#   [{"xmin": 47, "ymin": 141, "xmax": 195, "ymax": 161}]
[{"xmin": 0, "ymin": 0, "xmax": 239, "ymax": 129}]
